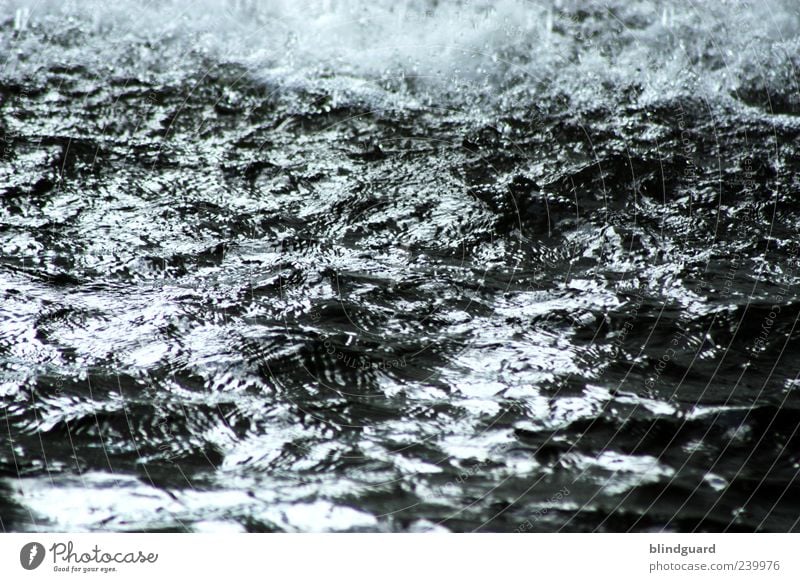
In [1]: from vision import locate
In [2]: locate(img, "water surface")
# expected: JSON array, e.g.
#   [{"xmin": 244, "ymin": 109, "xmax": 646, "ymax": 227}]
[{"xmin": 2, "ymin": 0, "xmax": 800, "ymax": 532}]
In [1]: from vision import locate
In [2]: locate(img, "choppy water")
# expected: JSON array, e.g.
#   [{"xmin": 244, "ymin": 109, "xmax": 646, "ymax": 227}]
[{"xmin": 2, "ymin": 0, "xmax": 800, "ymax": 532}]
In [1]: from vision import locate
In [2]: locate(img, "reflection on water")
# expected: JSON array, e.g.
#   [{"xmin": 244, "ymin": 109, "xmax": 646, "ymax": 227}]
[{"xmin": 2, "ymin": 0, "xmax": 800, "ymax": 531}]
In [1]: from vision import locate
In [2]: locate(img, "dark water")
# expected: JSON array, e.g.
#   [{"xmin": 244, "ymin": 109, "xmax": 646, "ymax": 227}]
[{"xmin": 2, "ymin": 0, "xmax": 800, "ymax": 532}]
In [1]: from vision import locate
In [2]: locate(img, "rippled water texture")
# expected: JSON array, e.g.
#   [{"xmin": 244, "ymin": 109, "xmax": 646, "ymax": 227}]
[{"xmin": 2, "ymin": 0, "xmax": 800, "ymax": 532}]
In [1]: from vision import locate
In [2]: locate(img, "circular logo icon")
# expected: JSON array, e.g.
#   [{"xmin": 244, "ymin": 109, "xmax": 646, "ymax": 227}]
[{"xmin": 20, "ymin": 542, "xmax": 46, "ymax": 570}]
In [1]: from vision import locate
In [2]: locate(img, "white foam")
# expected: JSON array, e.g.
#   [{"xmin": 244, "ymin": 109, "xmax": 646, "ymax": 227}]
[{"xmin": 2, "ymin": 0, "xmax": 798, "ymax": 110}]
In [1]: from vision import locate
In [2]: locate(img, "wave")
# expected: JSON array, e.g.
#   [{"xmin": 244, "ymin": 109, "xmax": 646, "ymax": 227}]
[{"xmin": 2, "ymin": 0, "xmax": 799, "ymax": 112}]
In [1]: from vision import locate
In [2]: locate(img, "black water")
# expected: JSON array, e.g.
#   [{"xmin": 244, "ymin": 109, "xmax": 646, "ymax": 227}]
[{"xmin": 2, "ymin": 0, "xmax": 800, "ymax": 532}]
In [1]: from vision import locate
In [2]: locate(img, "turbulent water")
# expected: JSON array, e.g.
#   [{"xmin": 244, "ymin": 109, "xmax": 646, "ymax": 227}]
[{"xmin": 2, "ymin": 0, "xmax": 800, "ymax": 532}]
